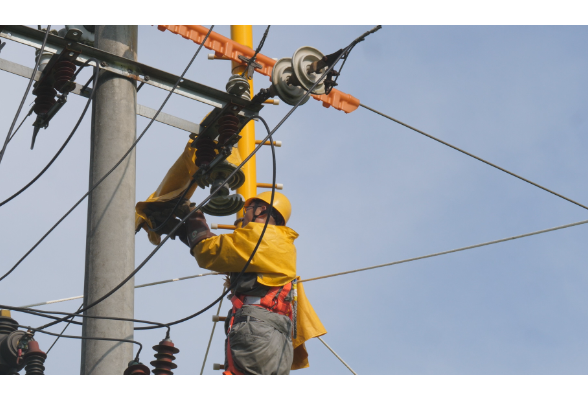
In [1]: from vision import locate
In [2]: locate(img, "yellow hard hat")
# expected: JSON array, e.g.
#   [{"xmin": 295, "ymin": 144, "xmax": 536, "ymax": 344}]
[{"xmin": 244, "ymin": 191, "xmax": 292, "ymax": 224}]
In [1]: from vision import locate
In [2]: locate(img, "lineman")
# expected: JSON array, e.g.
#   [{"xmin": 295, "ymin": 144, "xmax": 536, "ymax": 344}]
[{"xmin": 181, "ymin": 192, "xmax": 298, "ymax": 375}]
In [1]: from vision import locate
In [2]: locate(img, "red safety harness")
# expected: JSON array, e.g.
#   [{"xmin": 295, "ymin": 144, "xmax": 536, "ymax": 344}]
[{"xmin": 223, "ymin": 281, "xmax": 293, "ymax": 375}]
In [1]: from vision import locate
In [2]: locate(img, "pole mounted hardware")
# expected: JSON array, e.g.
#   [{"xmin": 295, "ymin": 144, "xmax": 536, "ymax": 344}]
[
  {"xmin": 0, "ymin": 310, "xmax": 27, "ymax": 375},
  {"xmin": 189, "ymin": 74, "xmax": 263, "ymax": 217},
  {"xmin": 157, "ymin": 25, "xmax": 361, "ymax": 113},
  {"xmin": 30, "ymin": 28, "xmax": 84, "ymax": 149},
  {"xmin": 151, "ymin": 337, "xmax": 180, "ymax": 375},
  {"xmin": 237, "ymin": 54, "xmax": 262, "ymax": 80},
  {"xmin": 123, "ymin": 360, "xmax": 151, "ymax": 375},
  {"xmin": 0, "ymin": 25, "xmax": 263, "ymax": 118}
]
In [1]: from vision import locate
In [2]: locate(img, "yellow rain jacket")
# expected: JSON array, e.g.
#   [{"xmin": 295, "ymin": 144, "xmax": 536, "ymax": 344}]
[
  {"xmin": 193, "ymin": 223, "xmax": 326, "ymax": 369},
  {"xmin": 134, "ymin": 139, "xmax": 243, "ymax": 245}
]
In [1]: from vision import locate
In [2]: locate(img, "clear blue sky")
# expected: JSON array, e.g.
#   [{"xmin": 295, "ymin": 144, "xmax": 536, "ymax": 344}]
[{"xmin": 1, "ymin": 24, "xmax": 587, "ymax": 375}]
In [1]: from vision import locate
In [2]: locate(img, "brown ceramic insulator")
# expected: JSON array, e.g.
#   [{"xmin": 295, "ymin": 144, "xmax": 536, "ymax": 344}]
[
  {"xmin": 33, "ymin": 85, "xmax": 57, "ymax": 115},
  {"xmin": 124, "ymin": 362, "xmax": 151, "ymax": 375},
  {"xmin": 54, "ymin": 60, "xmax": 76, "ymax": 93},
  {"xmin": 23, "ymin": 340, "xmax": 47, "ymax": 375},
  {"xmin": 150, "ymin": 339, "xmax": 179, "ymax": 375},
  {"xmin": 217, "ymin": 114, "xmax": 240, "ymax": 146},
  {"xmin": 195, "ymin": 137, "xmax": 216, "ymax": 167}
]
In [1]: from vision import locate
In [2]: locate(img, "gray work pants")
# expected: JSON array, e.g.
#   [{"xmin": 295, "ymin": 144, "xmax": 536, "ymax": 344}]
[{"xmin": 225, "ymin": 305, "xmax": 293, "ymax": 375}]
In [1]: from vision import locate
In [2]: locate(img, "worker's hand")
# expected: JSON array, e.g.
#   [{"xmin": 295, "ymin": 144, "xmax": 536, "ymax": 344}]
[
  {"xmin": 233, "ymin": 217, "xmax": 243, "ymax": 228},
  {"xmin": 184, "ymin": 208, "xmax": 216, "ymax": 250}
]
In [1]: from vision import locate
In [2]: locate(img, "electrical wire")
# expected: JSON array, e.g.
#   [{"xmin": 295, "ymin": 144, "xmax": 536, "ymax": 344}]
[
  {"xmin": 359, "ymin": 103, "xmax": 588, "ymax": 212},
  {"xmin": 148, "ymin": 178, "xmax": 196, "ymax": 234},
  {"xmin": 2, "ymin": 304, "xmax": 168, "ymax": 331},
  {"xmin": 0, "ymin": 25, "xmax": 51, "ymax": 167},
  {"xmin": 46, "ymin": 304, "xmax": 82, "ymax": 354},
  {"xmin": 135, "ymin": 114, "xmax": 278, "ymax": 331},
  {"xmin": 0, "ymin": 26, "xmax": 215, "ymax": 284},
  {"xmin": 20, "ymin": 217, "xmax": 588, "ymax": 312},
  {"xmin": 37, "ymin": 26, "xmax": 378, "ymax": 331},
  {"xmin": 17, "ymin": 218, "xmax": 588, "ymax": 317},
  {"xmin": 14, "ymin": 323, "xmax": 144, "ymax": 362},
  {"xmin": 240, "ymin": 25, "xmax": 270, "ymax": 78},
  {"xmin": 20, "ymin": 272, "xmax": 220, "ymax": 308},
  {"xmin": 0, "ymin": 59, "xmax": 100, "ymax": 208},
  {"xmin": 300, "ymin": 218, "xmax": 588, "ymax": 283},
  {"xmin": 7, "ymin": 107, "xmax": 34, "ymax": 144},
  {"xmin": 134, "ymin": 29, "xmax": 379, "ymax": 330}
]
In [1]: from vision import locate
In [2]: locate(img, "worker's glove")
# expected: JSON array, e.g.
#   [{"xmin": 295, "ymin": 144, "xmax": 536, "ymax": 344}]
[{"xmin": 183, "ymin": 209, "xmax": 216, "ymax": 250}]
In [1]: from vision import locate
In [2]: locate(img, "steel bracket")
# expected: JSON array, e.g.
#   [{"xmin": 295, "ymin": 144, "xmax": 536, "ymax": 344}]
[{"xmin": 0, "ymin": 25, "xmax": 262, "ymax": 118}]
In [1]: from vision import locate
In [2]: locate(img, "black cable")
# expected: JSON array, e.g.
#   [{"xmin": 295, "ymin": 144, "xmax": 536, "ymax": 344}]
[
  {"xmin": 46, "ymin": 304, "xmax": 82, "ymax": 354},
  {"xmin": 0, "ymin": 26, "xmax": 215, "ymax": 284},
  {"xmin": 14, "ymin": 323, "xmax": 144, "ymax": 362},
  {"xmin": 136, "ymin": 114, "xmax": 278, "ymax": 330},
  {"xmin": 0, "ymin": 25, "xmax": 51, "ymax": 167},
  {"xmin": 0, "ymin": 60, "xmax": 100, "ymax": 209},
  {"xmin": 2, "ymin": 304, "xmax": 168, "ymax": 331},
  {"xmin": 359, "ymin": 103, "xmax": 588, "ymax": 212},
  {"xmin": 7, "ymin": 107, "xmax": 34, "ymax": 144},
  {"xmin": 38, "ymin": 26, "xmax": 377, "ymax": 331},
  {"xmin": 148, "ymin": 178, "xmax": 196, "ymax": 234},
  {"xmin": 240, "ymin": 25, "xmax": 270, "ymax": 78},
  {"xmin": 15, "ymin": 307, "xmax": 83, "ymax": 326}
]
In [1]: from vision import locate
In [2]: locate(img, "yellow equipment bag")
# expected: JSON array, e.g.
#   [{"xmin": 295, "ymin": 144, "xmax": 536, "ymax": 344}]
[{"xmin": 134, "ymin": 138, "xmax": 242, "ymax": 245}]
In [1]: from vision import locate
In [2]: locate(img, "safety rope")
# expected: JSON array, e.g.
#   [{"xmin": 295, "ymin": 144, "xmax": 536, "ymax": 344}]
[
  {"xmin": 200, "ymin": 288, "xmax": 225, "ymax": 375},
  {"xmin": 317, "ymin": 336, "xmax": 357, "ymax": 375}
]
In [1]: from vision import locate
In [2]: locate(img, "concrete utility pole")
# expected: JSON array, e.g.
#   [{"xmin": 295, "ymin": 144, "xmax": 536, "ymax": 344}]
[{"xmin": 81, "ymin": 26, "xmax": 138, "ymax": 375}]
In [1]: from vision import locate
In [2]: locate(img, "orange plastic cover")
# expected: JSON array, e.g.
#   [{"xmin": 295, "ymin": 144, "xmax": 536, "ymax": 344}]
[{"xmin": 157, "ymin": 25, "xmax": 360, "ymax": 114}]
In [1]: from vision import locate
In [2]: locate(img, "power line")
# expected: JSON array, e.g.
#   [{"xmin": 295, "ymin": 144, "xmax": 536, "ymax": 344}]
[
  {"xmin": 148, "ymin": 26, "xmax": 273, "ymax": 235},
  {"xmin": 46, "ymin": 304, "xmax": 82, "ymax": 354},
  {"xmin": 7, "ymin": 107, "xmax": 33, "ymax": 144},
  {"xmin": 3, "ymin": 304, "xmax": 168, "ymax": 330},
  {"xmin": 359, "ymin": 103, "xmax": 588, "ymax": 212},
  {"xmin": 14, "ymin": 323, "xmax": 144, "ymax": 362},
  {"xmin": 20, "ymin": 272, "xmax": 220, "ymax": 308},
  {"xmin": 24, "ymin": 218, "xmax": 588, "ymax": 310},
  {"xmin": 137, "ymin": 28, "xmax": 379, "ymax": 330},
  {"xmin": 0, "ymin": 26, "xmax": 215, "ymax": 284},
  {"xmin": 0, "ymin": 25, "xmax": 51, "ymax": 167},
  {"xmin": 33, "ymin": 25, "xmax": 377, "ymax": 332},
  {"xmin": 240, "ymin": 25, "xmax": 270, "ymax": 78},
  {"xmin": 300, "ymin": 218, "xmax": 588, "ymax": 283},
  {"xmin": 0, "ymin": 60, "xmax": 100, "ymax": 208}
]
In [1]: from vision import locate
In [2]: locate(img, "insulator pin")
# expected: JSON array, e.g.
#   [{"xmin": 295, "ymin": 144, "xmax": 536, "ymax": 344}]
[
  {"xmin": 194, "ymin": 137, "xmax": 216, "ymax": 167},
  {"xmin": 124, "ymin": 360, "xmax": 151, "ymax": 375},
  {"xmin": 33, "ymin": 84, "xmax": 57, "ymax": 115},
  {"xmin": 217, "ymin": 114, "xmax": 240, "ymax": 146},
  {"xmin": 54, "ymin": 60, "xmax": 76, "ymax": 93},
  {"xmin": 23, "ymin": 340, "xmax": 46, "ymax": 375}
]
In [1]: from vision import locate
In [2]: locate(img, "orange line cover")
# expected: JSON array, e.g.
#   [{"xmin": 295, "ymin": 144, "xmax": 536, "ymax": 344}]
[{"xmin": 157, "ymin": 25, "xmax": 360, "ymax": 114}]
